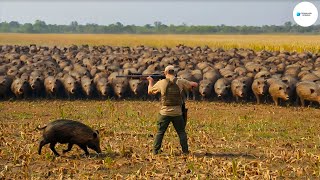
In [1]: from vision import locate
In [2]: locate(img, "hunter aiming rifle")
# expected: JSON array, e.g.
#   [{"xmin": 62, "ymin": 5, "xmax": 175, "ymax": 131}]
[{"xmin": 116, "ymin": 73, "xmax": 188, "ymax": 124}]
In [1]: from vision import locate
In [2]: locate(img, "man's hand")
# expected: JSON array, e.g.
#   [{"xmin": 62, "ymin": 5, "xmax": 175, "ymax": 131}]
[
  {"xmin": 147, "ymin": 76, "xmax": 154, "ymax": 84},
  {"xmin": 190, "ymin": 82, "xmax": 198, "ymax": 88},
  {"xmin": 147, "ymin": 76, "xmax": 154, "ymax": 95}
]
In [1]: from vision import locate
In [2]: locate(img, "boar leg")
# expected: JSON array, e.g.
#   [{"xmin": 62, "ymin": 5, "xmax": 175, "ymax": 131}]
[
  {"xmin": 49, "ymin": 142, "xmax": 60, "ymax": 156},
  {"xmin": 192, "ymin": 88, "xmax": 196, "ymax": 100},
  {"xmin": 300, "ymin": 98, "xmax": 305, "ymax": 107},
  {"xmin": 63, "ymin": 143, "xmax": 74, "ymax": 153},
  {"xmin": 38, "ymin": 139, "xmax": 49, "ymax": 155},
  {"xmin": 254, "ymin": 93, "xmax": 260, "ymax": 104},
  {"xmin": 273, "ymin": 97, "xmax": 278, "ymax": 106},
  {"xmin": 78, "ymin": 144, "xmax": 89, "ymax": 156}
]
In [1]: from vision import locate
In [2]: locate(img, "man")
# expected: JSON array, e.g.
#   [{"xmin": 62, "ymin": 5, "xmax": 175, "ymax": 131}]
[{"xmin": 147, "ymin": 65, "xmax": 198, "ymax": 155}]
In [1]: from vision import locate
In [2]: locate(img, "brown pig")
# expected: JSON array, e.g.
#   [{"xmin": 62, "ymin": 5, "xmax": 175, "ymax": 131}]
[
  {"xmin": 296, "ymin": 81, "xmax": 320, "ymax": 106},
  {"xmin": 251, "ymin": 78, "xmax": 269, "ymax": 104},
  {"xmin": 268, "ymin": 81, "xmax": 290, "ymax": 106}
]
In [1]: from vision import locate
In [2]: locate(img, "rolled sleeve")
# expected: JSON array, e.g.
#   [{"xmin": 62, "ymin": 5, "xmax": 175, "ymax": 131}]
[{"xmin": 148, "ymin": 81, "xmax": 161, "ymax": 95}]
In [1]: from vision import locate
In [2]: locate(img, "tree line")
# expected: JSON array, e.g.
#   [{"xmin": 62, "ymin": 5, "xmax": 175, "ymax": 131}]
[{"xmin": 0, "ymin": 20, "xmax": 319, "ymax": 34}]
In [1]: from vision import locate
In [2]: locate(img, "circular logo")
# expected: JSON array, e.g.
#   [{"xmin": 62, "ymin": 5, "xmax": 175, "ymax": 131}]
[{"xmin": 293, "ymin": 2, "xmax": 318, "ymax": 27}]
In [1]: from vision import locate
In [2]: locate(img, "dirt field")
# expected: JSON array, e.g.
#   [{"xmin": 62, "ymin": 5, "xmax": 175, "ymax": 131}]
[
  {"xmin": 1, "ymin": 100, "xmax": 320, "ymax": 179},
  {"xmin": 1, "ymin": 33, "xmax": 320, "ymax": 53}
]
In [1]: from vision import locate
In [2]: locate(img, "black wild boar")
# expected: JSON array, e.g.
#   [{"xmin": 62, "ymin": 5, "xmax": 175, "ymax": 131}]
[{"xmin": 37, "ymin": 119, "xmax": 102, "ymax": 156}]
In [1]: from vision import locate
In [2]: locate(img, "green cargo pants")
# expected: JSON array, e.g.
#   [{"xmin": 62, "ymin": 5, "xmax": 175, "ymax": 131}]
[{"xmin": 153, "ymin": 114, "xmax": 188, "ymax": 154}]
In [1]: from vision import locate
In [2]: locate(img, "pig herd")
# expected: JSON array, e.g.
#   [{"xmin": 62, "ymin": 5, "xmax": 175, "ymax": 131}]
[{"xmin": 1, "ymin": 44, "xmax": 320, "ymax": 107}]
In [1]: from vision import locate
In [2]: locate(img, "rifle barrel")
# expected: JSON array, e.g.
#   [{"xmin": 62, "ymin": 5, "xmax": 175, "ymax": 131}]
[{"xmin": 116, "ymin": 74, "xmax": 165, "ymax": 79}]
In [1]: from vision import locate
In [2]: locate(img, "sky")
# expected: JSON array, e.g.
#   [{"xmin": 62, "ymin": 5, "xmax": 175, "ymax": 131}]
[{"xmin": 0, "ymin": 1, "xmax": 319, "ymax": 26}]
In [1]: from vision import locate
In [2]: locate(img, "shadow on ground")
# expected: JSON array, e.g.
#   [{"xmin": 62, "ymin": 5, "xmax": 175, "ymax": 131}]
[
  {"xmin": 193, "ymin": 152, "xmax": 258, "ymax": 159},
  {"xmin": 66, "ymin": 152, "xmax": 120, "ymax": 159}
]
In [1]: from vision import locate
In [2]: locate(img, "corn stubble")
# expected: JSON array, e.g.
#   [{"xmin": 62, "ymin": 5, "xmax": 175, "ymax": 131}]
[
  {"xmin": 0, "ymin": 34, "xmax": 320, "ymax": 53},
  {"xmin": 0, "ymin": 100, "xmax": 320, "ymax": 179}
]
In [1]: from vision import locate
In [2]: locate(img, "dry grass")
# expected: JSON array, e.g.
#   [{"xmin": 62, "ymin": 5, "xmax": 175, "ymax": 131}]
[
  {"xmin": 1, "ymin": 100, "xmax": 320, "ymax": 179},
  {"xmin": 1, "ymin": 33, "xmax": 320, "ymax": 53}
]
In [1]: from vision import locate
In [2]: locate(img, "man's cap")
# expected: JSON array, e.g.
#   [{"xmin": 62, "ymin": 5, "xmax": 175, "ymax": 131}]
[{"xmin": 164, "ymin": 65, "xmax": 175, "ymax": 72}]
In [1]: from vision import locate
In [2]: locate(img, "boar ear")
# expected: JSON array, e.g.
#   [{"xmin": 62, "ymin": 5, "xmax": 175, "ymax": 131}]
[
  {"xmin": 93, "ymin": 132, "xmax": 98, "ymax": 138},
  {"xmin": 310, "ymin": 89, "xmax": 315, "ymax": 94}
]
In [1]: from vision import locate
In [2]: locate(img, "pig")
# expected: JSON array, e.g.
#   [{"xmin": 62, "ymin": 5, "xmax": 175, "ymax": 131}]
[
  {"xmin": 29, "ymin": 71, "xmax": 44, "ymax": 97},
  {"xmin": 203, "ymin": 69, "xmax": 221, "ymax": 83},
  {"xmin": 284, "ymin": 66, "xmax": 300, "ymax": 78},
  {"xmin": 95, "ymin": 77, "xmax": 111, "ymax": 98},
  {"xmin": 296, "ymin": 81, "xmax": 320, "ymax": 107},
  {"xmin": 37, "ymin": 119, "xmax": 101, "ymax": 156},
  {"xmin": 69, "ymin": 71, "xmax": 82, "ymax": 83},
  {"xmin": 0, "ymin": 75, "xmax": 13, "ymax": 99},
  {"xmin": 11, "ymin": 78, "xmax": 30, "ymax": 98},
  {"xmin": 268, "ymin": 81, "xmax": 290, "ymax": 106},
  {"xmin": 234, "ymin": 66, "xmax": 247, "ymax": 76},
  {"xmin": 300, "ymin": 73, "xmax": 319, "ymax": 82},
  {"xmin": 281, "ymin": 76, "xmax": 298, "ymax": 102},
  {"xmin": 199, "ymin": 79, "xmax": 214, "ymax": 100},
  {"xmin": 214, "ymin": 78, "xmax": 231, "ymax": 100},
  {"xmin": 231, "ymin": 79, "xmax": 247, "ymax": 102},
  {"xmin": 81, "ymin": 76, "xmax": 94, "ymax": 97},
  {"xmin": 108, "ymin": 72, "xmax": 129, "ymax": 99},
  {"xmin": 251, "ymin": 78, "xmax": 269, "ymax": 104},
  {"xmin": 112, "ymin": 79, "xmax": 129, "ymax": 99},
  {"xmin": 254, "ymin": 71, "xmax": 271, "ymax": 79},
  {"xmin": 128, "ymin": 79, "xmax": 147, "ymax": 98},
  {"xmin": 20, "ymin": 72, "xmax": 30, "ymax": 82},
  {"xmin": 62, "ymin": 75, "xmax": 78, "ymax": 99},
  {"xmin": 44, "ymin": 76, "xmax": 62, "ymax": 98},
  {"xmin": 178, "ymin": 70, "xmax": 199, "ymax": 100}
]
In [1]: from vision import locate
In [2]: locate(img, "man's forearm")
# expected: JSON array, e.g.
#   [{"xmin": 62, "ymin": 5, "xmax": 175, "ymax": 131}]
[{"xmin": 148, "ymin": 81, "xmax": 154, "ymax": 94}]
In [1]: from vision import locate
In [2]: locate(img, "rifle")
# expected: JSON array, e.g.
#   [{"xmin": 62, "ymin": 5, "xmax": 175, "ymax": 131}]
[{"xmin": 116, "ymin": 73, "xmax": 166, "ymax": 81}]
